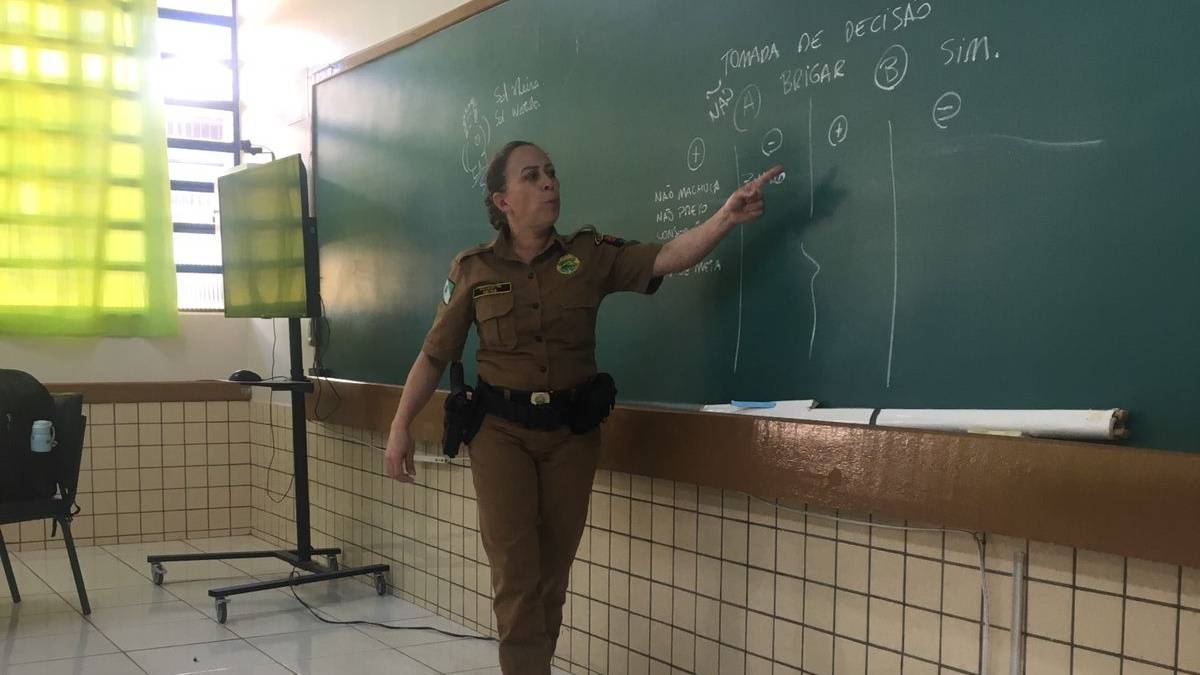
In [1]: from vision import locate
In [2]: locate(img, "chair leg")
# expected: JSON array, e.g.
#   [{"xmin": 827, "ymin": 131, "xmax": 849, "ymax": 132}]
[
  {"xmin": 57, "ymin": 518, "xmax": 90, "ymax": 615},
  {"xmin": 0, "ymin": 529, "xmax": 19, "ymax": 603}
]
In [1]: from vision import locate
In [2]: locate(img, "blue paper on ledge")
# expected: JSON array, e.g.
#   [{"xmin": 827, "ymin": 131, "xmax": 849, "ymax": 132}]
[{"xmin": 729, "ymin": 401, "xmax": 776, "ymax": 409}]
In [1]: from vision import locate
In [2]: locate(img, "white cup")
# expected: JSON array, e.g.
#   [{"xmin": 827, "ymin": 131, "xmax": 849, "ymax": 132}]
[{"xmin": 31, "ymin": 420, "xmax": 55, "ymax": 453}]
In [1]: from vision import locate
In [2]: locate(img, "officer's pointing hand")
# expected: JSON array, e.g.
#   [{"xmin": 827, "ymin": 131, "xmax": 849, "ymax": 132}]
[{"xmin": 721, "ymin": 164, "xmax": 785, "ymax": 225}]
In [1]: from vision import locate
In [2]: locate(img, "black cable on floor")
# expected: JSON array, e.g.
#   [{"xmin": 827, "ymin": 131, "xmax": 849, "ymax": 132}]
[{"xmin": 283, "ymin": 567, "xmax": 495, "ymax": 641}]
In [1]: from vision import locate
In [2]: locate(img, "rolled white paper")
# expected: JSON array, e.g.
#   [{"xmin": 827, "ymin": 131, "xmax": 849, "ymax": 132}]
[
  {"xmin": 699, "ymin": 405, "xmax": 1127, "ymax": 440},
  {"xmin": 874, "ymin": 408, "xmax": 1123, "ymax": 440}
]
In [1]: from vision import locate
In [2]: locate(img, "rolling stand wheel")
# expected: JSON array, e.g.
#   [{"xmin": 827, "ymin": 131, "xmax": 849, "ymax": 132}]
[
  {"xmin": 373, "ymin": 572, "xmax": 387, "ymax": 596},
  {"xmin": 215, "ymin": 598, "xmax": 228, "ymax": 624},
  {"xmin": 325, "ymin": 554, "xmax": 339, "ymax": 571},
  {"xmin": 151, "ymin": 563, "xmax": 166, "ymax": 586}
]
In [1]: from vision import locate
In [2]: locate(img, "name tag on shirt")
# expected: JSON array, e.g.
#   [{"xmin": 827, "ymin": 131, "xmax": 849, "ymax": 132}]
[{"xmin": 472, "ymin": 282, "xmax": 512, "ymax": 299}]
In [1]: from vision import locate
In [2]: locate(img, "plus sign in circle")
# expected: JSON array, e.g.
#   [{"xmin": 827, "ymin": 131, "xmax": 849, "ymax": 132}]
[
  {"xmin": 686, "ymin": 137, "xmax": 706, "ymax": 172},
  {"xmin": 828, "ymin": 115, "xmax": 848, "ymax": 147}
]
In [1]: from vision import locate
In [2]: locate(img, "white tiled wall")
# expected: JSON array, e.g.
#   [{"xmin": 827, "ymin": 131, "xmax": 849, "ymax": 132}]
[
  {"xmin": 2, "ymin": 400, "xmax": 253, "ymax": 550},
  {"xmin": 247, "ymin": 402, "xmax": 1199, "ymax": 675}
]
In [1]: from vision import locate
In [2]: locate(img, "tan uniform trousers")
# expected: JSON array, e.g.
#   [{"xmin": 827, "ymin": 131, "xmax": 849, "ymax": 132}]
[{"xmin": 468, "ymin": 413, "xmax": 600, "ymax": 675}]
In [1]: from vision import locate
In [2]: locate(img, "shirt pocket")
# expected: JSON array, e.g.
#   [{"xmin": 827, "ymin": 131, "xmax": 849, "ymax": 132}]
[
  {"xmin": 557, "ymin": 296, "xmax": 600, "ymax": 346},
  {"xmin": 475, "ymin": 292, "xmax": 518, "ymax": 349}
]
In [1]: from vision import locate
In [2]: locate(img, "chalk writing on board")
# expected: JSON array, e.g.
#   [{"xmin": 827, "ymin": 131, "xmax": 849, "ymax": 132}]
[
  {"xmin": 941, "ymin": 36, "xmax": 997, "ymax": 65},
  {"xmin": 705, "ymin": 79, "xmax": 734, "ymax": 123},
  {"xmin": 670, "ymin": 257, "xmax": 723, "ymax": 278},
  {"xmin": 655, "ymin": 225, "xmax": 722, "ymax": 278},
  {"xmin": 509, "ymin": 95, "xmax": 541, "ymax": 120},
  {"xmin": 800, "ymin": 241, "xmax": 820, "ymax": 359},
  {"xmin": 780, "ymin": 60, "xmax": 847, "ymax": 95},
  {"xmin": 686, "ymin": 137, "xmax": 707, "ymax": 172},
  {"xmin": 761, "ymin": 128, "xmax": 784, "ymax": 156},
  {"xmin": 488, "ymin": 75, "xmax": 542, "ymax": 128},
  {"xmin": 874, "ymin": 44, "xmax": 909, "ymax": 91},
  {"xmin": 808, "ymin": 98, "xmax": 815, "ymax": 217},
  {"xmin": 653, "ymin": 178, "xmax": 723, "ymax": 204},
  {"xmin": 732, "ymin": 84, "xmax": 763, "ymax": 133},
  {"xmin": 657, "ymin": 224, "xmax": 691, "ymax": 240},
  {"xmin": 886, "ymin": 119, "xmax": 899, "ymax": 388},
  {"xmin": 932, "ymin": 91, "xmax": 962, "ymax": 130},
  {"xmin": 655, "ymin": 202, "xmax": 711, "ymax": 224},
  {"xmin": 492, "ymin": 75, "xmax": 539, "ymax": 105},
  {"xmin": 680, "ymin": 180, "xmax": 723, "ymax": 199},
  {"xmin": 734, "ymin": 146, "xmax": 744, "ymax": 373},
  {"xmin": 845, "ymin": 3, "xmax": 933, "ymax": 43},
  {"xmin": 459, "ymin": 98, "xmax": 491, "ymax": 188},
  {"xmin": 739, "ymin": 170, "xmax": 788, "ymax": 187},
  {"xmin": 937, "ymin": 135, "xmax": 1106, "ymax": 154},
  {"xmin": 828, "ymin": 114, "xmax": 849, "ymax": 147},
  {"xmin": 796, "ymin": 30, "xmax": 824, "ymax": 54},
  {"xmin": 720, "ymin": 42, "xmax": 781, "ymax": 77}
]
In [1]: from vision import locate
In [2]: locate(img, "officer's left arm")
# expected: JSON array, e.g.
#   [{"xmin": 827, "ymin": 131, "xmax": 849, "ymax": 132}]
[{"xmin": 653, "ymin": 164, "xmax": 784, "ymax": 276}]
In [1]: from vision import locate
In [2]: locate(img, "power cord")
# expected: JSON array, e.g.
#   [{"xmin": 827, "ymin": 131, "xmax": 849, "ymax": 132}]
[
  {"xmin": 282, "ymin": 566, "xmax": 494, "ymax": 640},
  {"xmin": 311, "ymin": 294, "xmax": 343, "ymax": 422},
  {"xmin": 263, "ymin": 318, "xmax": 295, "ymax": 504},
  {"xmin": 240, "ymin": 139, "xmax": 276, "ymax": 161}
]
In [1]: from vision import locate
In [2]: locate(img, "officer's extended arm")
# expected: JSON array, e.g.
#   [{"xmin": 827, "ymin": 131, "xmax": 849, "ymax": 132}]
[{"xmin": 653, "ymin": 164, "xmax": 784, "ymax": 277}]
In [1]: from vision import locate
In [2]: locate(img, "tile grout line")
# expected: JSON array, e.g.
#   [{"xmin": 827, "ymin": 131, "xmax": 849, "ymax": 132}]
[{"xmin": 261, "ymin": 403, "xmax": 1197, "ymax": 675}]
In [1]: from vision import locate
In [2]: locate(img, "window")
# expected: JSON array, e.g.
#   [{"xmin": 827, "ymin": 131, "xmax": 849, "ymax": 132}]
[
  {"xmin": 0, "ymin": 0, "xmax": 179, "ymax": 337},
  {"xmin": 159, "ymin": 2, "xmax": 239, "ymax": 311}
]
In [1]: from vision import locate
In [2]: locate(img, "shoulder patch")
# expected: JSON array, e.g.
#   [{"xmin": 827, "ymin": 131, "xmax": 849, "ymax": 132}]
[
  {"xmin": 594, "ymin": 233, "xmax": 627, "ymax": 247},
  {"xmin": 566, "ymin": 225, "xmax": 597, "ymax": 242},
  {"xmin": 442, "ymin": 279, "xmax": 455, "ymax": 305}
]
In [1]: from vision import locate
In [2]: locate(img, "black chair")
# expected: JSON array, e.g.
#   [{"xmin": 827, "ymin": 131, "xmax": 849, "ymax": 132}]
[{"xmin": 0, "ymin": 392, "xmax": 90, "ymax": 615}]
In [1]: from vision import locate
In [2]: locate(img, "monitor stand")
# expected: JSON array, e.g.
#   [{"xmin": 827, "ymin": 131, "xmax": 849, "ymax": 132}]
[{"xmin": 146, "ymin": 317, "xmax": 390, "ymax": 623}]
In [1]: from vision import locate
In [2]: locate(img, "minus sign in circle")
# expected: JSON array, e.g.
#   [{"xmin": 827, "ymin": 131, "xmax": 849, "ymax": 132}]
[{"xmin": 932, "ymin": 91, "xmax": 962, "ymax": 130}]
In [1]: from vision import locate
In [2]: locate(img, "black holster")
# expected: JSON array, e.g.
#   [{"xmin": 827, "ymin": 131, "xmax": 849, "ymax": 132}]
[
  {"xmin": 568, "ymin": 372, "xmax": 617, "ymax": 434},
  {"xmin": 442, "ymin": 362, "xmax": 483, "ymax": 458}
]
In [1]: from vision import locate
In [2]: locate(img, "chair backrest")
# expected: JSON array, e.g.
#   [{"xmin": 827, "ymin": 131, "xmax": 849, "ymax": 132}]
[
  {"xmin": 0, "ymin": 369, "xmax": 58, "ymax": 502},
  {"xmin": 51, "ymin": 393, "xmax": 86, "ymax": 504}
]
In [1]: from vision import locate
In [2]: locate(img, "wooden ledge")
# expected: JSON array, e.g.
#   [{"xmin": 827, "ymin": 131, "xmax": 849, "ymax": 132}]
[
  {"xmin": 305, "ymin": 377, "xmax": 1200, "ymax": 569},
  {"xmin": 45, "ymin": 381, "xmax": 251, "ymax": 403},
  {"xmin": 312, "ymin": 0, "xmax": 507, "ymax": 83}
]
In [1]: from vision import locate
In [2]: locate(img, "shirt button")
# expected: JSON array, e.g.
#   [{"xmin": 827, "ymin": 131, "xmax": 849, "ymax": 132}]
[
  {"xmin": 539, "ymin": 366, "xmax": 547, "ymax": 373},
  {"xmin": 532, "ymin": 302, "xmax": 540, "ymax": 309}
]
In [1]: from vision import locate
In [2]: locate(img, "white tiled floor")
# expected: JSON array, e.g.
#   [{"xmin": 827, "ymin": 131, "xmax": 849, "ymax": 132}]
[{"xmin": 1, "ymin": 536, "xmax": 568, "ymax": 675}]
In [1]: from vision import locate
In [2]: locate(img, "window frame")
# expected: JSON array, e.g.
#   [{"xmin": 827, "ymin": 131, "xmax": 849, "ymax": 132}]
[{"xmin": 160, "ymin": 3, "xmax": 241, "ymax": 311}]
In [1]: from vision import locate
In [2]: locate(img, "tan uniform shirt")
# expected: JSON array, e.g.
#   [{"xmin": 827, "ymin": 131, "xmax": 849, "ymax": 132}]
[{"xmin": 421, "ymin": 225, "xmax": 663, "ymax": 391}]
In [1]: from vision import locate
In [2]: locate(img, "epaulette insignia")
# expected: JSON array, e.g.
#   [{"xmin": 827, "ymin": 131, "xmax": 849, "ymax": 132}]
[
  {"xmin": 595, "ymin": 233, "xmax": 626, "ymax": 247},
  {"xmin": 566, "ymin": 226, "xmax": 596, "ymax": 242}
]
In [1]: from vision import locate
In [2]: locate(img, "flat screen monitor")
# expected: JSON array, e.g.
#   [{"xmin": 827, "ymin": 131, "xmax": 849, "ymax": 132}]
[{"xmin": 216, "ymin": 154, "xmax": 317, "ymax": 318}]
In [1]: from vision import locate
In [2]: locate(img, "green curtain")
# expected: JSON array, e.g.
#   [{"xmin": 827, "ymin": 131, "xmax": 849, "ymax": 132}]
[{"xmin": 0, "ymin": 0, "xmax": 177, "ymax": 336}]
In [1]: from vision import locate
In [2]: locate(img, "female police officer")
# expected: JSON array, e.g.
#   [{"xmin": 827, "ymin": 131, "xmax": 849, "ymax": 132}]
[{"xmin": 385, "ymin": 140, "xmax": 782, "ymax": 674}]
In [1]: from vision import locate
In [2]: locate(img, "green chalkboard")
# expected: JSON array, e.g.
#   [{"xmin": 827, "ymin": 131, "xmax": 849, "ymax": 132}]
[{"xmin": 313, "ymin": 0, "xmax": 1200, "ymax": 451}]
